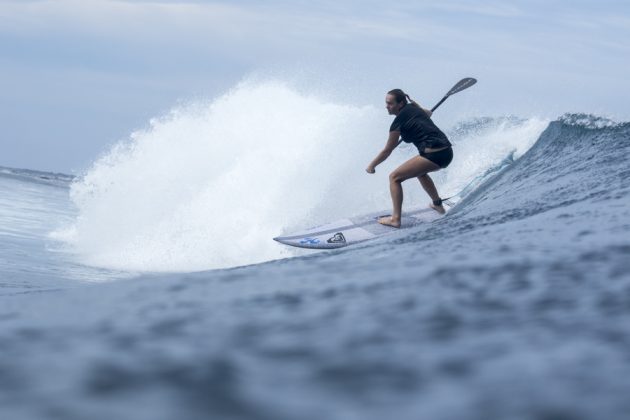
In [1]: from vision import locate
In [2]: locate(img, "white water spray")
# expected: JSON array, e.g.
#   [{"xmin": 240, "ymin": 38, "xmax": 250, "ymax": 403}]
[{"xmin": 54, "ymin": 80, "xmax": 548, "ymax": 272}]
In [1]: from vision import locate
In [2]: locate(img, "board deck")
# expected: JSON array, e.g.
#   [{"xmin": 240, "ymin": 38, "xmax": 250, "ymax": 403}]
[{"xmin": 273, "ymin": 207, "xmax": 443, "ymax": 249}]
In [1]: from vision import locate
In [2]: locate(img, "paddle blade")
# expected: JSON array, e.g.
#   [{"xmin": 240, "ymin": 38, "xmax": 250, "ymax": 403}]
[{"xmin": 446, "ymin": 77, "xmax": 477, "ymax": 97}]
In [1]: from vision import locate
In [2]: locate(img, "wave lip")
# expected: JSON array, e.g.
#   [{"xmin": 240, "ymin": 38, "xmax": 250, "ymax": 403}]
[{"xmin": 558, "ymin": 113, "xmax": 622, "ymax": 129}]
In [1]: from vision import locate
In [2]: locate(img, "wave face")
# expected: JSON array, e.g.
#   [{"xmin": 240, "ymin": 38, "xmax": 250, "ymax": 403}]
[
  {"xmin": 57, "ymin": 81, "xmax": 548, "ymax": 271},
  {"xmin": 446, "ymin": 114, "xmax": 630, "ymax": 225}
]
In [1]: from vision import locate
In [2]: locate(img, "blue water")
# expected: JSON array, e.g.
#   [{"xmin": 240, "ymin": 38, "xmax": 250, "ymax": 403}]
[{"xmin": 1, "ymin": 110, "xmax": 630, "ymax": 420}]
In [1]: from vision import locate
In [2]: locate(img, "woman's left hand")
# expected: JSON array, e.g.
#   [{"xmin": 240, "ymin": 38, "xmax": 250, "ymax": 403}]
[{"xmin": 366, "ymin": 166, "xmax": 375, "ymax": 174}]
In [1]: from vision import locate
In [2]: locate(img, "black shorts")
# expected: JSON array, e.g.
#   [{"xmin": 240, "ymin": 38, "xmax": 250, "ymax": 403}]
[{"xmin": 420, "ymin": 146, "xmax": 453, "ymax": 169}]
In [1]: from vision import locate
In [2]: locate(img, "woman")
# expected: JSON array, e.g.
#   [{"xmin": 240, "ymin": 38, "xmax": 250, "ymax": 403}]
[{"xmin": 366, "ymin": 89, "xmax": 453, "ymax": 228}]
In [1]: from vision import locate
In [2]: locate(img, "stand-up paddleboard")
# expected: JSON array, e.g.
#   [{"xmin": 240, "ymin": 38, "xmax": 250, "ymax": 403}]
[{"xmin": 273, "ymin": 207, "xmax": 443, "ymax": 249}]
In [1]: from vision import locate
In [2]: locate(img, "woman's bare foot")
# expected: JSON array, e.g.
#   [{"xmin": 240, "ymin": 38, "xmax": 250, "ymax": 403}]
[
  {"xmin": 378, "ymin": 216, "xmax": 401, "ymax": 228},
  {"xmin": 430, "ymin": 202, "xmax": 446, "ymax": 215}
]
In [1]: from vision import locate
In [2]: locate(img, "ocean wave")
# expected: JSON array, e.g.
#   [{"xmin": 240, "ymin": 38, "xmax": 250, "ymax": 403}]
[
  {"xmin": 0, "ymin": 165, "xmax": 74, "ymax": 188},
  {"xmin": 442, "ymin": 112, "xmax": 630, "ymax": 230},
  {"xmin": 51, "ymin": 80, "xmax": 549, "ymax": 272}
]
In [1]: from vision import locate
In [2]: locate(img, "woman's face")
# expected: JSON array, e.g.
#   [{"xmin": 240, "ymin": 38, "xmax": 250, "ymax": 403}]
[{"xmin": 385, "ymin": 94, "xmax": 404, "ymax": 115}]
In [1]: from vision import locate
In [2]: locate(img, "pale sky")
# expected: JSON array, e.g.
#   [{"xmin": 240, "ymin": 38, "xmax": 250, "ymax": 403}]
[{"xmin": 1, "ymin": 0, "xmax": 629, "ymax": 173}]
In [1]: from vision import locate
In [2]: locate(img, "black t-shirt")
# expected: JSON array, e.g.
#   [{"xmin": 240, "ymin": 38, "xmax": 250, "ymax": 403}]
[{"xmin": 389, "ymin": 104, "xmax": 451, "ymax": 152}]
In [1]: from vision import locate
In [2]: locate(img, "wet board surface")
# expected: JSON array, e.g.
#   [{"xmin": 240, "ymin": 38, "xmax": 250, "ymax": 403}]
[{"xmin": 273, "ymin": 207, "xmax": 443, "ymax": 249}]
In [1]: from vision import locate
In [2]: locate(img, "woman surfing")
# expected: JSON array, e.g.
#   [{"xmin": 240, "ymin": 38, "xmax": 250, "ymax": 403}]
[{"xmin": 366, "ymin": 89, "xmax": 453, "ymax": 228}]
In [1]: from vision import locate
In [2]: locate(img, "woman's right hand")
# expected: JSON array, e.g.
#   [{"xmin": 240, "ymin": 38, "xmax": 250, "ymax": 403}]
[{"xmin": 366, "ymin": 166, "xmax": 375, "ymax": 174}]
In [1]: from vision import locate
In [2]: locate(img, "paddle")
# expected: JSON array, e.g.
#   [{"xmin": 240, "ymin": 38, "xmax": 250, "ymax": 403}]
[
  {"xmin": 429, "ymin": 77, "xmax": 477, "ymax": 112},
  {"xmin": 397, "ymin": 77, "xmax": 477, "ymax": 146}
]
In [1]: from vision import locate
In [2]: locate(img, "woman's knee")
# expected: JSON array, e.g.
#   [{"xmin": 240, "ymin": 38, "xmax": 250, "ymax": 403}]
[{"xmin": 389, "ymin": 171, "xmax": 405, "ymax": 183}]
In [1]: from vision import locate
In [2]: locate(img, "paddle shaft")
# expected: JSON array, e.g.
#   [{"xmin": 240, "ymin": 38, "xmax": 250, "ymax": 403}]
[{"xmin": 430, "ymin": 95, "xmax": 449, "ymax": 113}]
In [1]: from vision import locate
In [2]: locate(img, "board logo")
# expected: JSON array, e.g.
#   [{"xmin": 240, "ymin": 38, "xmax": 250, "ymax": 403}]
[
  {"xmin": 327, "ymin": 232, "xmax": 346, "ymax": 244},
  {"xmin": 300, "ymin": 237, "xmax": 320, "ymax": 245}
]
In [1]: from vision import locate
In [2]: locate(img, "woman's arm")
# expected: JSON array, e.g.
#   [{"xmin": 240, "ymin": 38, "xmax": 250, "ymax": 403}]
[{"xmin": 366, "ymin": 131, "xmax": 400, "ymax": 173}]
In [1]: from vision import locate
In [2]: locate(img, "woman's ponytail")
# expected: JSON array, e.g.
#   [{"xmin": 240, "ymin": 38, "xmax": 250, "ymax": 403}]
[{"xmin": 405, "ymin": 93, "xmax": 420, "ymax": 108}]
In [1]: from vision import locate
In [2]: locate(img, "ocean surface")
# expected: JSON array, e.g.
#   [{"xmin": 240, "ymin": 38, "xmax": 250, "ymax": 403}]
[{"xmin": 1, "ymin": 83, "xmax": 630, "ymax": 420}]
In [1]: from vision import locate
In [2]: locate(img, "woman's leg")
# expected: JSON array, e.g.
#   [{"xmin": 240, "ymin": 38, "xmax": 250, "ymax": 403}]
[
  {"xmin": 418, "ymin": 174, "xmax": 446, "ymax": 214},
  {"xmin": 378, "ymin": 156, "xmax": 440, "ymax": 227}
]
